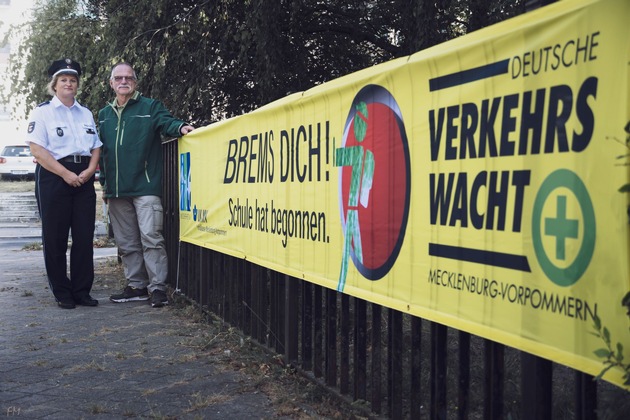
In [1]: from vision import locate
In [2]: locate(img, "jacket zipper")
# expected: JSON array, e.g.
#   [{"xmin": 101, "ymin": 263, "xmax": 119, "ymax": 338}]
[{"xmin": 114, "ymin": 110, "xmax": 125, "ymax": 198}]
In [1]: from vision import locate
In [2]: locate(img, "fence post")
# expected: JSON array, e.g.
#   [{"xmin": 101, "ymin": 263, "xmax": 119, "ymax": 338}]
[
  {"xmin": 325, "ymin": 288, "xmax": 337, "ymax": 387},
  {"xmin": 521, "ymin": 352, "xmax": 552, "ymax": 420},
  {"xmin": 575, "ymin": 371, "xmax": 597, "ymax": 420},
  {"xmin": 313, "ymin": 285, "xmax": 323, "ymax": 378},
  {"xmin": 458, "ymin": 331, "xmax": 471, "ymax": 420},
  {"xmin": 354, "ymin": 298, "xmax": 367, "ymax": 401},
  {"xmin": 388, "ymin": 309, "xmax": 403, "ymax": 419},
  {"xmin": 431, "ymin": 322, "xmax": 447, "ymax": 420},
  {"xmin": 285, "ymin": 275, "xmax": 298, "ymax": 364},
  {"xmin": 371, "ymin": 303, "xmax": 382, "ymax": 414},
  {"xmin": 301, "ymin": 281, "xmax": 313, "ymax": 371},
  {"xmin": 340, "ymin": 294, "xmax": 350, "ymax": 394},
  {"xmin": 484, "ymin": 341, "xmax": 504, "ymax": 420},
  {"xmin": 410, "ymin": 316, "xmax": 422, "ymax": 419}
]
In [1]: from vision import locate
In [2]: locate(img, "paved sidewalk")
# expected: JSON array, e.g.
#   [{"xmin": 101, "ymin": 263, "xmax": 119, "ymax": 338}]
[
  {"xmin": 0, "ymin": 221, "xmax": 108, "ymax": 241},
  {"xmin": 0, "ymin": 246, "xmax": 279, "ymax": 419}
]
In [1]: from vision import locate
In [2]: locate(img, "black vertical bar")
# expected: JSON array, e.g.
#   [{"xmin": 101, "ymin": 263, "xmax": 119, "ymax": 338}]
[
  {"xmin": 217, "ymin": 253, "xmax": 225, "ymax": 321},
  {"xmin": 458, "ymin": 331, "xmax": 470, "ymax": 420},
  {"xmin": 189, "ymin": 245, "xmax": 195, "ymax": 298},
  {"xmin": 313, "ymin": 285, "xmax": 323, "ymax": 378},
  {"xmin": 183, "ymin": 243, "xmax": 191, "ymax": 297},
  {"xmin": 210, "ymin": 249, "xmax": 218, "ymax": 313},
  {"xmin": 269, "ymin": 270, "xmax": 278, "ymax": 350},
  {"xmin": 521, "ymin": 352, "xmax": 552, "ymax": 420},
  {"xmin": 301, "ymin": 281, "xmax": 313, "ymax": 371},
  {"xmin": 227, "ymin": 257, "xmax": 235, "ymax": 323},
  {"xmin": 371, "ymin": 303, "xmax": 382, "ymax": 415},
  {"xmin": 242, "ymin": 262, "xmax": 252, "ymax": 336},
  {"xmin": 325, "ymin": 288, "xmax": 337, "ymax": 387},
  {"xmin": 205, "ymin": 249, "xmax": 212, "ymax": 309},
  {"xmin": 575, "ymin": 371, "xmax": 597, "ymax": 420},
  {"xmin": 209, "ymin": 249, "xmax": 217, "ymax": 311},
  {"xmin": 196, "ymin": 246, "xmax": 203, "ymax": 304},
  {"xmin": 192, "ymin": 245, "xmax": 198, "ymax": 299},
  {"xmin": 176, "ymin": 242, "xmax": 186, "ymax": 295},
  {"xmin": 484, "ymin": 341, "xmax": 504, "ymax": 420},
  {"xmin": 388, "ymin": 309, "xmax": 403, "ymax": 419},
  {"xmin": 259, "ymin": 267, "xmax": 269, "ymax": 346},
  {"xmin": 277, "ymin": 273, "xmax": 286, "ymax": 354},
  {"xmin": 234, "ymin": 259, "xmax": 243, "ymax": 328},
  {"xmin": 431, "ymin": 322, "xmax": 447, "ymax": 420},
  {"xmin": 410, "ymin": 316, "xmax": 422, "ymax": 419},
  {"xmin": 340, "ymin": 293, "xmax": 350, "ymax": 394},
  {"xmin": 222, "ymin": 256, "xmax": 229, "ymax": 322},
  {"xmin": 200, "ymin": 248, "xmax": 208, "ymax": 310},
  {"xmin": 215, "ymin": 252, "xmax": 223, "ymax": 316},
  {"xmin": 354, "ymin": 297, "xmax": 367, "ymax": 401},
  {"xmin": 220, "ymin": 255, "xmax": 229, "ymax": 321},
  {"xmin": 233, "ymin": 258, "xmax": 241, "ymax": 326},
  {"xmin": 250, "ymin": 264, "xmax": 259, "ymax": 342},
  {"xmin": 238, "ymin": 260, "xmax": 246, "ymax": 330},
  {"xmin": 285, "ymin": 275, "xmax": 298, "ymax": 364},
  {"xmin": 521, "ymin": 353, "xmax": 552, "ymax": 420}
]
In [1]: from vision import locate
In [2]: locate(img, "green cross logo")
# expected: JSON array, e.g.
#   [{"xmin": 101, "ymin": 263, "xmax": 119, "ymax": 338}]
[
  {"xmin": 545, "ymin": 195, "xmax": 578, "ymax": 261},
  {"xmin": 532, "ymin": 169, "xmax": 596, "ymax": 287}
]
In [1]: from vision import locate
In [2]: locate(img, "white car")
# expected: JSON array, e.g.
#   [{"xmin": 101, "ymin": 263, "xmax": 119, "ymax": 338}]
[{"xmin": 0, "ymin": 144, "xmax": 36, "ymax": 180}]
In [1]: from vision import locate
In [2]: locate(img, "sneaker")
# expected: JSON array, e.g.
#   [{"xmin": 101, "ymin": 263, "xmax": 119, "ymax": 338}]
[
  {"xmin": 110, "ymin": 286, "xmax": 149, "ymax": 303},
  {"xmin": 151, "ymin": 289, "xmax": 168, "ymax": 308}
]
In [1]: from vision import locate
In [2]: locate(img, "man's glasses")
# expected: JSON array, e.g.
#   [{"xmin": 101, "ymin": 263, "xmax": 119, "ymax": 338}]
[{"xmin": 112, "ymin": 76, "xmax": 136, "ymax": 82}]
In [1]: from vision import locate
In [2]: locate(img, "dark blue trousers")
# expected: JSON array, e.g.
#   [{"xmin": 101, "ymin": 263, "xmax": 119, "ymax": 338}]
[{"xmin": 34, "ymin": 162, "xmax": 96, "ymax": 303}]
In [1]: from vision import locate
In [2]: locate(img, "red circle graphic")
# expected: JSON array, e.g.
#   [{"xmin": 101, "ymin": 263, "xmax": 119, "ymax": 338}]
[{"xmin": 339, "ymin": 85, "xmax": 411, "ymax": 280}]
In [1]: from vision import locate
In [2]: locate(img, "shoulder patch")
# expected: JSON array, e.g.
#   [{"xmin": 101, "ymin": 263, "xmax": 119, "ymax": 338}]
[
  {"xmin": 27, "ymin": 121, "xmax": 35, "ymax": 133},
  {"xmin": 36, "ymin": 101, "xmax": 50, "ymax": 108}
]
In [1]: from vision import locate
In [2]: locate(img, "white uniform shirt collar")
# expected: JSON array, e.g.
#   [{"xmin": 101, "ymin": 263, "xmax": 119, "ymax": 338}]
[{"xmin": 51, "ymin": 95, "xmax": 78, "ymax": 109}]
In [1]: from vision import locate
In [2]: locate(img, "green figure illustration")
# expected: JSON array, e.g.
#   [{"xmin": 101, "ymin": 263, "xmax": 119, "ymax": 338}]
[{"xmin": 336, "ymin": 101, "xmax": 375, "ymax": 292}]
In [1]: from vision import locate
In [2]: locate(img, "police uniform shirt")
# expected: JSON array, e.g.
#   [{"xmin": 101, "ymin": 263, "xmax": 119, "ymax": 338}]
[{"xmin": 25, "ymin": 95, "xmax": 102, "ymax": 160}]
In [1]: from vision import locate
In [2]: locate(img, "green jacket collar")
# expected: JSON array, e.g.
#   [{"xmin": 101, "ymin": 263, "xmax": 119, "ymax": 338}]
[{"xmin": 108, "ymin": 91, "xmax": 141, "ymax": 109}]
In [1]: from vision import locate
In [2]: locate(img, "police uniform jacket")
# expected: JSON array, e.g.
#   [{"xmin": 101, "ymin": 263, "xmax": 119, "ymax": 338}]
[{"xmin": 25, "ymin": 96, "xmax": 102, "ymax": 159}]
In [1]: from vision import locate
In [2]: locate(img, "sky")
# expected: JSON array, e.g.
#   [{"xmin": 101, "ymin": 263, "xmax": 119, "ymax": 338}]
[
  {"xmin": 0, "ymin": 0, "xmax": 36, "ymax": 147},
  {"xmin": 0, "ymin": 0, "xmax": 35, "ymax": 40}
]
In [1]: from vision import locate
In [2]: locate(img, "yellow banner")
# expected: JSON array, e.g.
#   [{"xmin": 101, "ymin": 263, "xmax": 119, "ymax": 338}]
[{"xmin": 180, "ymin": 0, "xmax": 630, "ymax": 388}]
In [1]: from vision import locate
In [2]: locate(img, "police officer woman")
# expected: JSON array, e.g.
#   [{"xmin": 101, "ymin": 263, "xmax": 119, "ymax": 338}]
[{"xmin": 25, "ymin": 58, "xmax": 103, "ymax": 309}]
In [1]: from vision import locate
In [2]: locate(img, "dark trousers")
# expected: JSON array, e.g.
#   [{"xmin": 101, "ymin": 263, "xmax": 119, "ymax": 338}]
[{"xmin": 34, "ymin": 163, "xmax": 96, "ymax": 303}]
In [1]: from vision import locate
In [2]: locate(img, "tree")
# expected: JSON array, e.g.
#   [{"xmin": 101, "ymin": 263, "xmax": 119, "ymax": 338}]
[{"xmin": 1, "ymin": 0, "xmax": 526, "ymax": 126}]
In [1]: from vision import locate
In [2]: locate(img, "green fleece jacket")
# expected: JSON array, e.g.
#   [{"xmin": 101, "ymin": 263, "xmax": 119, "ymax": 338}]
[{"xmin": 98, "ymin": 92, "xmax": 185, "ymax": 198}]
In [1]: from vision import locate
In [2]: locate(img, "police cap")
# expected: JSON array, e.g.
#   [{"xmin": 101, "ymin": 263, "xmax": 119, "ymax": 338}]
[{"xmin": 48, "ymin": 58, "xmax": 82, "ymax": 78}]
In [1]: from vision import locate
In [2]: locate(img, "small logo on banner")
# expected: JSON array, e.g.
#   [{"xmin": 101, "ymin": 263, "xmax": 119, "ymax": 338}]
[
  {"xmin": 180, "ymin": 152, "xmax": 191, "ymax": 212},
  {"xmin": 335, "ymin": 85, "xmax": 411, "ymax": 292},
  {"xmin": 532, "ymin": 169, "xmax": 596, "ymax": 287}
]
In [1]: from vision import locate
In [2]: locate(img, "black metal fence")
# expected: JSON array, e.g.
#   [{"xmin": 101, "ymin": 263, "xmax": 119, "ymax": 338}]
[{"xmin": 161, "ymin": 139, "xmax": 622, "ymax": 419}]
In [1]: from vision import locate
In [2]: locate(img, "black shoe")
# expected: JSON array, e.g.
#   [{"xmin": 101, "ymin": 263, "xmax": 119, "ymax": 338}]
[
  {"xmin": 75, "ymin": 296, "xmax": 99, "ymax": 306},
  {"xmin": 58, "ymin": 301, "xmax": 76, "ymax": 309},
  {"xmin": 110, "ymin": 286, "xmax": 149, "ymax": 303},
  {"xmin": 150, "ymin": 289, "xmax": 168, "ymax": 308}
]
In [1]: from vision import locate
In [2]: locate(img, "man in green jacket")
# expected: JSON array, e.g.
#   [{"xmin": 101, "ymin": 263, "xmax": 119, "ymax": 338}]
[{"xmin": 99, "ymin": 62, "xmax": 194, "ymax": 308}]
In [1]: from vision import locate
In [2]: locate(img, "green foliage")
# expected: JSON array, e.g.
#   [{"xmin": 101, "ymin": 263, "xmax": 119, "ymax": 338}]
[
  {"xmin": 606, "ymin": 121, "xmax": 630, "ymax": 221},
  {"xmin": 590, "ymin": 295, "xmax": 630, "ymax": 387},
  {"xmin": 2, "ymin": 0, "xmax": 526, "ymax": 126}
]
